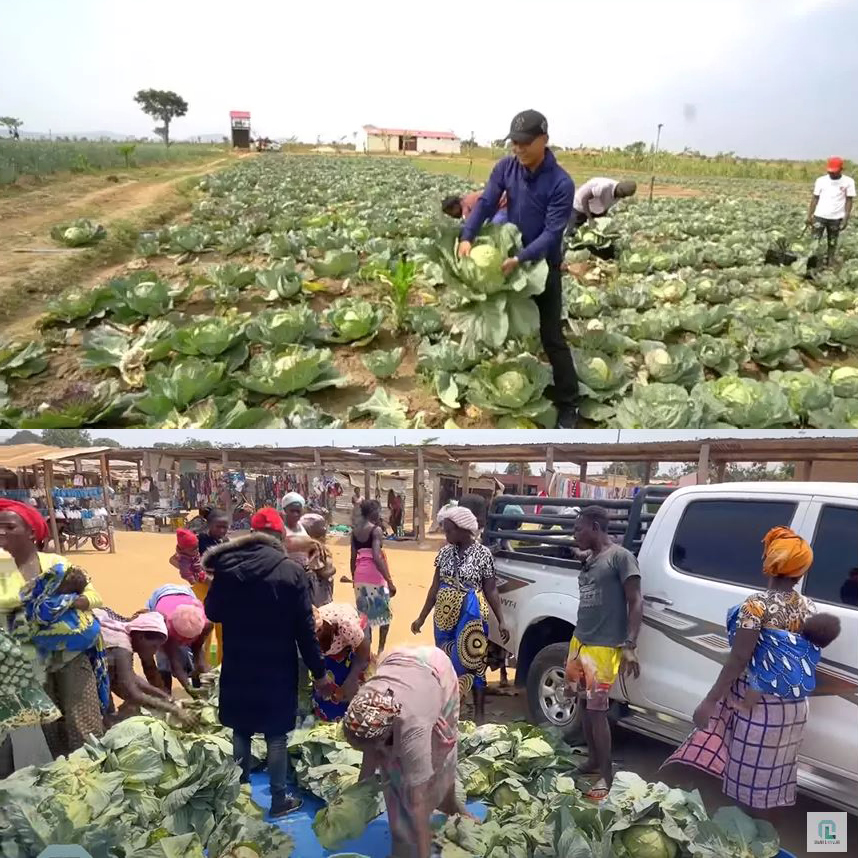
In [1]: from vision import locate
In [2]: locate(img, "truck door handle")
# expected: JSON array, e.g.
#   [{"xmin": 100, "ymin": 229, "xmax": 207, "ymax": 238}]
[{"xmin": 643, "ymin": 595, "xmax": 673, "ymax": 606}]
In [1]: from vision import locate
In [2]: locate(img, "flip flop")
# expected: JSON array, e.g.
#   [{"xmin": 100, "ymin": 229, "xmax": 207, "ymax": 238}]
[{"xmin": 583, "ymin": 781, "xmax": 610, "ymax": 802}]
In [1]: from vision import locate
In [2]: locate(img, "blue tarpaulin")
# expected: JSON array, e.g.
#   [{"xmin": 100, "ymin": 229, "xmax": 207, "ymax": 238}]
[{"xmin": 249, "ymin": 772, "xmax": 487, "ymax": 857}]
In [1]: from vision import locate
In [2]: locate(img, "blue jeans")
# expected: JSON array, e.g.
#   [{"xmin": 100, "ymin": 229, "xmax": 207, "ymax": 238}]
[{"xmin": 233, "ymin": 732, "xmax": 291, "ymax": 799}]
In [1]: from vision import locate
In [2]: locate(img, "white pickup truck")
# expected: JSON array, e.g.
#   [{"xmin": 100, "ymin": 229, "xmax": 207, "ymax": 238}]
[{"xmin": 485, "ymin": 482, "xmax": 858, "ymax": 813}]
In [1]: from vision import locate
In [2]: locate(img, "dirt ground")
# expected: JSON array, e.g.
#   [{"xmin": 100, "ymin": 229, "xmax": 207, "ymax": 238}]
[
  {"xmin": 79, "ymin": 529, "xmax": 440, "ymax": 644},
  {"xmin": 77, "ymin": 529, "xmax": 522, "ymax": 722},
  {"xmin": 0, "ymin": 156, "xmax": 237, "ymax": 326}
]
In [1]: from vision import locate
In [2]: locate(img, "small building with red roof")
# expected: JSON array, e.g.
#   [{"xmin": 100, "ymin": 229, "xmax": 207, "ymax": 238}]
[{"xmin": 358, "ymin": 124, "xmax": 461, "ymax": 155}]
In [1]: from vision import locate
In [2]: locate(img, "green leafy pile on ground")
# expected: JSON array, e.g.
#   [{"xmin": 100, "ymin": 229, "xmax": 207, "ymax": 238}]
[
  {"xmin": 0, "ymin": 715, "xmax": 291, "ymax": 858},
  {"xmin": 288, "ymin": 721, "xmax": 779, "ymax": 858}
]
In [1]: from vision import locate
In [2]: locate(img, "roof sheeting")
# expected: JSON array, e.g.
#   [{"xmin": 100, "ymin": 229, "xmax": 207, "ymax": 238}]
[
  {"xmin": 121, "ymin": 437, "xmax": 857, "ymax": 469},
  {"xmin": 363, "ymin": 125, "xmax": 459, "ymax": 140},
  {"xmin": 0, "ymin": 445, "xmax": 116, "ymax": 469}
]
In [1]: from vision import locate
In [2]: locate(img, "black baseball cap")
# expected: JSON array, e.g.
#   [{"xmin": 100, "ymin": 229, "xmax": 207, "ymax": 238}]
[{"xmin": 507, "ymin": 109, "xmax": 548, "ymax": 143}]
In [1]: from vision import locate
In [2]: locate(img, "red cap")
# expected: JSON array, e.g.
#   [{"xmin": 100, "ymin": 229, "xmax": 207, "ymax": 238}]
[
  {"xmin": 176, "ymin": 528, "xmax": 198, "ymax": 550},
  {"xmin": 827, "ymin": 157, "xmax": 844, "ymax": 172},
  {"xmin": 251, "ymin": 507, "xmax": 284, "ymax": 533}
]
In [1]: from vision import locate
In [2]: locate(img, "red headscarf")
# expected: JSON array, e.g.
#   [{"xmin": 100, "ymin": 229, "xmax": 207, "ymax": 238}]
[
  {"xmin": 0, "ymin": 499, "xmax": 49, "ymax": 544},
  {"xmin": 176, "ymin": 528, "xmax": 198, "ymax": 551},
  {"xmin": 251, "ymin": 507, "xmax": 284, "ymax": 533}
]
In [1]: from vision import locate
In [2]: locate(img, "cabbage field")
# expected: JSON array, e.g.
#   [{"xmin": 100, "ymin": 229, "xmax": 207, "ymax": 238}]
[{"xmin": 1, "ymin": 154, "xmax": 857, "ymax": 428}]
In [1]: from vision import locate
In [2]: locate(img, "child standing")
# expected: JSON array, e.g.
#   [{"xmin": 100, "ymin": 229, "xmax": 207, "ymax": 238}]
[
  {"xmin": 169, "ymin": 529, "xmax": 221, "ymax": 666},
  {"xmin": 301, "ymin": 513, "xmax": 336, "ymax": 608}
]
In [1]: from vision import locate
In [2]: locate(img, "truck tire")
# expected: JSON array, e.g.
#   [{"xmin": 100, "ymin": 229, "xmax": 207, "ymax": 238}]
[{"xmin": 526, "ymin": 642, "xmax": 584, "ymax": 743}]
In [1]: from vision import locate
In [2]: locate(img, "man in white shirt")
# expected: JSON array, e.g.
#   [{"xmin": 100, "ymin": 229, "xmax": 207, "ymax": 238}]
[
  {"xmin": 570, "ymin": 178, "xmax": 637, "ymax": 232},
  {"xmin": 806, "ymin": 156, "xmax": 855, "ymax": 266}
]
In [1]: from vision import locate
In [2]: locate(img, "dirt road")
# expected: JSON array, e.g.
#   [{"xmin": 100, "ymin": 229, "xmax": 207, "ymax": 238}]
[{"xmin": 0, "ymin": 156, "xmax": 233, "ymax": 323}]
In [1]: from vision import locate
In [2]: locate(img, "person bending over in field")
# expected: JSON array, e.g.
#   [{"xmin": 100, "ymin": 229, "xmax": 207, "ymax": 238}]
[
  {"xmin": 442, "ymin": 190, "xmax": 508, "ymax": 224},
  {"xmin": 569, "ymin": 178, "xmax": 636, "ymax": 233}
]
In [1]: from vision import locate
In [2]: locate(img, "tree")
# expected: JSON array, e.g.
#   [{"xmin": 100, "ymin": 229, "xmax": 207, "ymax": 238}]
[
  {"xmin": 602, "ymin": 461, "xmax": 651, "ymax": 482},
  {"xmin": 40, "ymin": 429, "xmax": 93, "ymax": 447},
  {"xmin": 91, "ymin": 437, "xmax": 123, "ymax": 448},
  {"xmin": 0, "ymin": 117, "xmax": 23, "ymax": 137},
  {"xmin": 504, "ymin": 462, "xmax": 532, "ymax": 476},
  {"xmin": 2, "ymin": 430, "xmax": 41, "ymax": 445},
  {"xmin": 133, "ymin": 89, "xmax": 188, "ymax": 147}
]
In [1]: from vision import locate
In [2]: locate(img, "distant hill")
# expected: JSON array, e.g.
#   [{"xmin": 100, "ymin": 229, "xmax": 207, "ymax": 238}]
[
  {"xmin": 13, "ymin": 131, "xmax": 227, "ymax": 144},
  {"xmin": 19, "ymin": 131, "xmax": 139, "ymax": 141}
]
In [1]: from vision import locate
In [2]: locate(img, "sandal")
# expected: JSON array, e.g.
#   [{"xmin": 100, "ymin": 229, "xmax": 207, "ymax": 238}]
[{"xmin": 583, "ymin": 780, "xmax": 610, "ymax": 802}]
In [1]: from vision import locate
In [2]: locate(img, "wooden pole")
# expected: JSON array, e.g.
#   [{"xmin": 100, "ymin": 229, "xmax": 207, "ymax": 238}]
[
  {"xmin": 43, "ymin": 462, "xmax": 61, "ymax": 553},
  {"xmin": 715, "ymin": 461, "xmax": 727, "ymax": 484},
  {"xmin": 517, "ymin": 467, "xmax": 525, "ymax": 495},
  {"xmin": 221, "ymin": 451, "xmax": 233, "ymax": 522},
  {"xmin": 99, "ymin": 453, "xmax": 116, "ymax": 553},
  {"xmin": 364, "ymin": 468, "xmax": 371, "ymax": 499},
  {"xmin": 545, "ymin": 445, "xmax": 555, "ymax": 495},
  {"xmin": 642, "ymin": 461, "xmax": 653, "ymax": 486},
  {"xmin": 579, "ymin": 461, "xmax": 588, "ymax": 483},
  {"xmin": 798, "ymin": 460, "xmax": 813, "ymax": 481},
  {"xmin": 697, "ymin": 444, "xmax": 711, "ymax": 485},
  {"xmin": 136, "ymin": 459, "xmax": 143, "ymax": 485},
  {"xmin": 461, "ymin": 461, "xmax": 470, "ymax": 496},
  {"xmin": 412, "ymin": 468, "xmax": 419, "ymax": 537},
  {"xmin": 416, "ymin": 448, "xmax": 426, "ymax": 542}
]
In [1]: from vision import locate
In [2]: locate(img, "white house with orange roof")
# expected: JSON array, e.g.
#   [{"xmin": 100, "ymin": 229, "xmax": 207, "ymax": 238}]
[{"xmin": 357, "ymin": 125, "xmax": 461, "ymax": 155}]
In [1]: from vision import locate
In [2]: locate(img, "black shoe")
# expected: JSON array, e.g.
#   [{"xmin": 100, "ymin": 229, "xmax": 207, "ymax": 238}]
[
  {"xmin": 270, "ymin": 794, "xmax": 303, "ymax": 818},
  {"xmin": 556, "ymin": 406, "xmax": 578, "ymax": 429}
]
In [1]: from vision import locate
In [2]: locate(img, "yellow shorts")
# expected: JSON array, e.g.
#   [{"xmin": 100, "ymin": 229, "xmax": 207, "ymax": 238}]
[{"xmin": 564, "ymin": 635, "xmax": 621, "ymax": 711}]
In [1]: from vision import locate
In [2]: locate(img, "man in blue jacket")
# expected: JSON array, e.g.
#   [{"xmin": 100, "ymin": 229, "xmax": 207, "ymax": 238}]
[{"xmin": 458, "ymin": 110, "xmax": 578, "ymax": 428}]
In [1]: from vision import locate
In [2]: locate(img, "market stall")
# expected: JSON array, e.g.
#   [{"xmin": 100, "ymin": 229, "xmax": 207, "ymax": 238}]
[{"xmin": 0, "ymin": 444, "xmax": 143, "ymax": 554}]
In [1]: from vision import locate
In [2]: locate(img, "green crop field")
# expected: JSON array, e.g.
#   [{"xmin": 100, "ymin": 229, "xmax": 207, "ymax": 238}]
[
  {"xmin": 1, "ymin": 153, "xmax": 856, "ymax": 430},
  {"xmin": 0, "ymin": 140, "xmax": 225, "ymax": 185}
]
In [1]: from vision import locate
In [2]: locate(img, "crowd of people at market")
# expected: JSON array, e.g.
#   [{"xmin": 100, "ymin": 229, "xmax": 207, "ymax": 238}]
[{"xmin": 0, "ymin": 492, "xmax": 842, "ymax": 857}]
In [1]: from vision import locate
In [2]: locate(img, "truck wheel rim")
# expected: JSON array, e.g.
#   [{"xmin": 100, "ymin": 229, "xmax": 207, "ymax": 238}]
[{"xmin": 538, "ymin": 666, "xmax": 575, "ymax": 725}]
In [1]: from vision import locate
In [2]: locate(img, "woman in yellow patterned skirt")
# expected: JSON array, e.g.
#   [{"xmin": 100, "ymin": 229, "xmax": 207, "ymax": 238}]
[{"xmin": 411, "ymin": 505, "xmax": 508, "ymax": 723}]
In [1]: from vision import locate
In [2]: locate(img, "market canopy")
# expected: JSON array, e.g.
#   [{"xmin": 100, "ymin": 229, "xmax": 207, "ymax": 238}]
[
  {"xmin": 0, "ymin": 444, "xmax": 118, "ymax": 470},
  {"xmin": 120, "ymin": 435, "xmax": 857, "ymax": 470}
]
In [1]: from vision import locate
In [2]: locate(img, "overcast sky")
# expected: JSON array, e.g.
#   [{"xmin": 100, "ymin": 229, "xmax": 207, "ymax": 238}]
[{"xmin": 3, "ymin": 0, "xmax": 855, "ymax": 159}]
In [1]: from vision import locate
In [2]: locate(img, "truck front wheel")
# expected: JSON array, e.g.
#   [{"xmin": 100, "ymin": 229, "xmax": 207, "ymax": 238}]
[{"xmin": 526, "ymin": 642, "xmax": 584, "ymax": 742}]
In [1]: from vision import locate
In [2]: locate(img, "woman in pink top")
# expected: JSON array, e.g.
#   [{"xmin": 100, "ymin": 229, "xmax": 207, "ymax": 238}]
[
  {"xmin": 140, "ymin": 585, "xmax": 212, "ymax": 695},
  {"xmin": 344, "ymin": 645, "xmax": 468, "ymax": 858},
  {"xmin": 351, "ymin": 500, "xmax": 396, "ymax": 655}
]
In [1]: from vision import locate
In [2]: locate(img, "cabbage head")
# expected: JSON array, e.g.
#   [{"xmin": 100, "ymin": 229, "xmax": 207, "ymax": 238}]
[
  {"xmin": 616, "ymin": 825, "xmax": 679, "ymax": 858},
  {"xmin": 51, "ymin": 218, "xmax": 105, "ymax": 247},
  {"xmin": 573, "ymin": 349, "xmax": 631, "ymax": 401},
  {"xmin": 466, "ymin": 354, "xmax": 555, "ymax": 427},
  {"xmin": 769, "ymin": 370, "xmax": 835, "ymax": 418},
  {"xmin": 615, "ymin": 383, "xmax": 702, "ymax": 429},
  {"xmin": 470, "ymin": 244, "xmax": 503, "ymax": 272},
  {"xmin": 322, "ymin": 298, "xmax": 385, "ymax": 346},
  {"xmin": 828, "ymin": 366, "xmax": 858, "ymax": 398},
  {"xmin": 692, "ymin": 377, "xmax": 796, "ymax": 428}
]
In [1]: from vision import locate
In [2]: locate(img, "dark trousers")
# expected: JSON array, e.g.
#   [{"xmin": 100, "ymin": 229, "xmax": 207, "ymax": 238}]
[
  {"xmin": 568, "ymin": 209, "xmax": 605, "ymax": 234},
  {"xmin": 811, "ymin": 217, "xmax": 843, "ymax": 263},
  {"xmin": 233, "ymin": 731, "xmax": 290, "ymax": 798},
  {"xmin": 535, "ymin": 265, "xmax": 578, "ymax": 408}
]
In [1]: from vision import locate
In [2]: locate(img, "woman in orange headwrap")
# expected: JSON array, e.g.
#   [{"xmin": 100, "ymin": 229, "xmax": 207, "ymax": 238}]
[{"xmin": 663, "ymin": 526, "xmax": 820, "ymax": 818}]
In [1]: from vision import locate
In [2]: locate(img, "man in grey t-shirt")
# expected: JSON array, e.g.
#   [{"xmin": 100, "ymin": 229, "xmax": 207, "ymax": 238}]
[{"xmin": 566, "ymin": 506, "xmax": 643, "ymax": 800}]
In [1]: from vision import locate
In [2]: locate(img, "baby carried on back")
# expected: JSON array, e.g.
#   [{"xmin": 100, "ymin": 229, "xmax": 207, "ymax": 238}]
[{"xmin": 727, "ymin": 603, "xmax": 841, "ymax": 709}]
